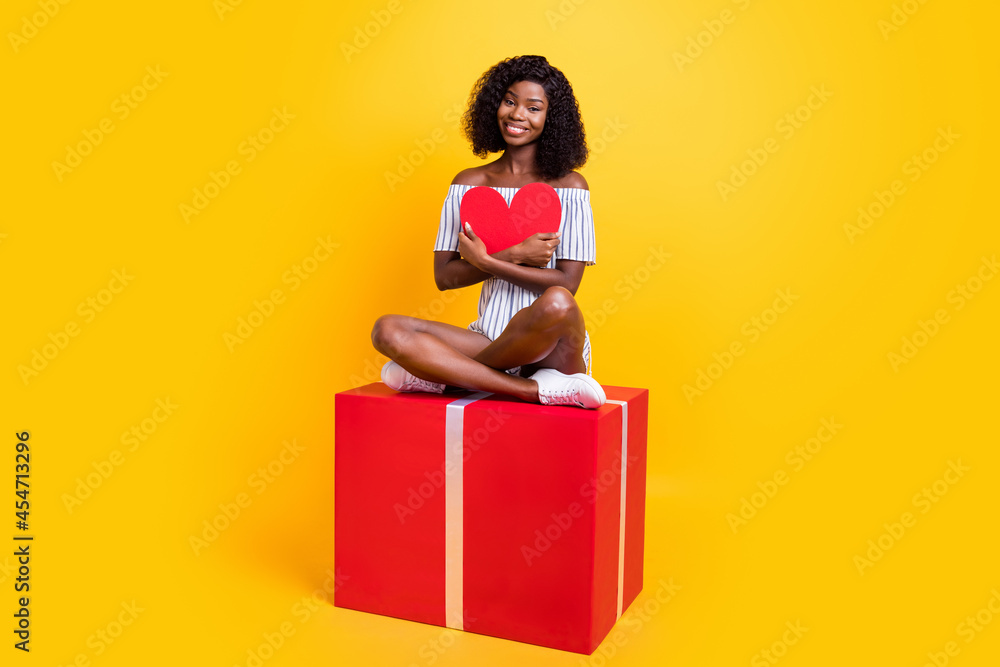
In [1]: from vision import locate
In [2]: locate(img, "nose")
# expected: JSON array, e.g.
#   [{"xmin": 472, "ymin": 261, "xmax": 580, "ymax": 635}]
[{"xmin": 510, "ymin": 105, "xmax": 526, "ymax": 121}]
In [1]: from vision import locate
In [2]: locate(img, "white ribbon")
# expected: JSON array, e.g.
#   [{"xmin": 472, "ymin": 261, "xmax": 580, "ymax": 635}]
[
  {"xmin": 445, "ymin": 392, "xmax": 491, "ymax": 629},
  {"xmin": 605, "ymin": 399, "xmax": 629, "ymax": 620}
]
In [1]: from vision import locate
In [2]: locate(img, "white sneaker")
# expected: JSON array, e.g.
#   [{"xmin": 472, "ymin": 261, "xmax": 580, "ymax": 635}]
[
  {"xmin": 529, "ymin": 368, "xmax": 606, "ymax": 409},
  {"xmin": 381, "ymin": 361, "xmax": 445, "ymax": 394}
]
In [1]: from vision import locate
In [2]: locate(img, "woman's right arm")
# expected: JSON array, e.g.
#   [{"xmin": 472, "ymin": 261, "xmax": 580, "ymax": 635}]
[
  {"xmin": 435, "ymin": 176, "xmax": 489, "ymax": 290},
  {"xmin": 433, "ymin": 233, "xmax": 560, "ymax": 290},
  {"xmin": 433, "ymin": 245, "xmax": 523, "ymax": 290},
  {"xmin": 433, "ymin": 251, "xmax": 490, "ymax": 290}
]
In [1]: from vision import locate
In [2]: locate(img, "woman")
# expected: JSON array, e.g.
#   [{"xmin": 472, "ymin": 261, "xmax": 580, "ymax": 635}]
[{"xmin": 371, "ymin": 55, "xmax": 605, "ymax": 408}]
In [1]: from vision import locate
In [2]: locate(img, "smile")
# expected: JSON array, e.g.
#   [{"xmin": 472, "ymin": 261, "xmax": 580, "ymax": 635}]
[{"xmin": 505, "ymin": 123, "xmax": 528, "ymax": 135}]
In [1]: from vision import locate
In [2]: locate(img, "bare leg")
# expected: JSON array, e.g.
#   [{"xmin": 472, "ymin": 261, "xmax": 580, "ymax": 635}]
[
  {"xmin": 371, "ymin": 315, "xmax": 539, "ymax": 401},
  {"xmin": 473, "ymin": 286, "xmax": 588, "ymax": 377},
  {"xmin": 371, "ymin": 287, "xmax": 588, "ymax": 403}
]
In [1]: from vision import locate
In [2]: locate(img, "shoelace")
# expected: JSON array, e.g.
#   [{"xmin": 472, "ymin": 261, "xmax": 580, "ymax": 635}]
[
  {"xmin": 402, "ymin": 375, "xmax": 443, "ymax": 392},
  {"xmin": 541, "ymin": 386, "xmax": 583, "ymax": 406}
]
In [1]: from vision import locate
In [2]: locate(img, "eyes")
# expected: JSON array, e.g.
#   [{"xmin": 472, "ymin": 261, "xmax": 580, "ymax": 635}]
[{"xmin": 503, "ymin": 98, "xmax": 541, "ymax": 112}]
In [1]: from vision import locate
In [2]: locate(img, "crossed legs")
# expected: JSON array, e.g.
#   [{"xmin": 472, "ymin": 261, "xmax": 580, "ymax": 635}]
[{"xmin": 371, "ymin": 286, "xmax": 588, "ymax": 403}]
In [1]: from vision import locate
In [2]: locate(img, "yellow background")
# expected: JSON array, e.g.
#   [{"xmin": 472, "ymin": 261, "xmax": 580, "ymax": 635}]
[{"xmin": 3, "ymin": 0, "xmax": 998, "ymax": 665}]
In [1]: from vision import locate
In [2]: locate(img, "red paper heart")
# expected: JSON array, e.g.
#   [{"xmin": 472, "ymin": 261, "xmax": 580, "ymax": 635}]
[{"xmin": 459, "ymin": 182, "xmax": 562, "ymax": 255}]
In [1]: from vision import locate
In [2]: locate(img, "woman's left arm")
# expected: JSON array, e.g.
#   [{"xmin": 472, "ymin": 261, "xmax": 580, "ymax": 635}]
[{"xmin": 459, "ymin": 224, "xmax": 585, "ymax": 294}]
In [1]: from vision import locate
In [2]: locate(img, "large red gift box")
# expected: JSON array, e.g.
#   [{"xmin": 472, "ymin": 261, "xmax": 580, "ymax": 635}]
[{"xmin": 334, "ymin": 382, "xmax": 648, "ymax": 654}]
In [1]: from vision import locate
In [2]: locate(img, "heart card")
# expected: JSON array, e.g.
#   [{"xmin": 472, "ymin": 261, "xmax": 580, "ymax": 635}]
[{"xmin": 459, "ymin": 182, "xmax": 562, "ymax": 255}]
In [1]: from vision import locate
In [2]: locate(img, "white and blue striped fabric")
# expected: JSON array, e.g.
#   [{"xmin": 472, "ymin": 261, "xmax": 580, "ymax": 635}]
[{"xmin": 433, "ymin": 184, "xmax": 597, "ymax": 375}]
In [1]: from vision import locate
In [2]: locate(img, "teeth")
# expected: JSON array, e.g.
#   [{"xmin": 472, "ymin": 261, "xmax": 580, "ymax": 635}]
[{"xmin": 507, "ymin": 124, "xmax": 526, "ymax": 133}]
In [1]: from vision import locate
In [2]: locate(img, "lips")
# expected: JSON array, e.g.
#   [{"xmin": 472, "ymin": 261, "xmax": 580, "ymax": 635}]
[{"xmin": 504, "ymin": 123, "xmax": 528, "ymax": 135}]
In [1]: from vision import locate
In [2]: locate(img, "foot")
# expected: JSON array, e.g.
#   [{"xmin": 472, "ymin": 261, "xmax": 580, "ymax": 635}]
[
  {"xmin": 529, "ymin": 368, "xmax": 606, "ymax": 409},
  {"xmin": 381, "ymin": 361, "xmax": 445, "ymax": 394}
]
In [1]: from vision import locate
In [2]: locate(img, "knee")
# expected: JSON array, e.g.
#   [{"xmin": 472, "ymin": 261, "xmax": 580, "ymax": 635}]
[
  {"xmin": 533, "ymin": 286, "xmax": 581, "ymax": 327},
  {"xmin": 371, "ymin": 315, "xmax": 407, "ymax": 357}
]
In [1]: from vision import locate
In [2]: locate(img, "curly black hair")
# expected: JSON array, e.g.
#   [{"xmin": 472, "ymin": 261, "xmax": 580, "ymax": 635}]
[{"xmin": 462, "ymin": 55, "xmax": 588, "ymax": 181}]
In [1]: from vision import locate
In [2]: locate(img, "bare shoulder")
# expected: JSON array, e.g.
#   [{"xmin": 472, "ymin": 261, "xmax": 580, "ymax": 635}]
[
  {"xmin": 451, "ymin": 166, "xmax": 489, "ymax": 186},
  {"xmin": 551, "ymin": 170, "xmax": 589, "ymax": 190}
]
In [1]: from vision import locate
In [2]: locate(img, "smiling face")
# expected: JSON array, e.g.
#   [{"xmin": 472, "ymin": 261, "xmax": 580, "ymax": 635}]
[{"xmin": 497, "ymin": 80, "xmax": 548, "ymax": 145}]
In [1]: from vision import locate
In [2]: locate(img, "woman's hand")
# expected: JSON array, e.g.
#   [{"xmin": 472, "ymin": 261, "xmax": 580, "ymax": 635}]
[
  {"xmin": 458, "ymin": 222, "xmax": 490, "ymax": 271},
  {"xmin": 513, "ymin": 232, "xmax": 560, "ymax": 267}
]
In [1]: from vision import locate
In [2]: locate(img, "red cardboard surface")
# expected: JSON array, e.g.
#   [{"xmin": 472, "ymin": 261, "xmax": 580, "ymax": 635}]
[{"xmin": 458, "ymin": 183, "xmax": 561, "ymax": 254}]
